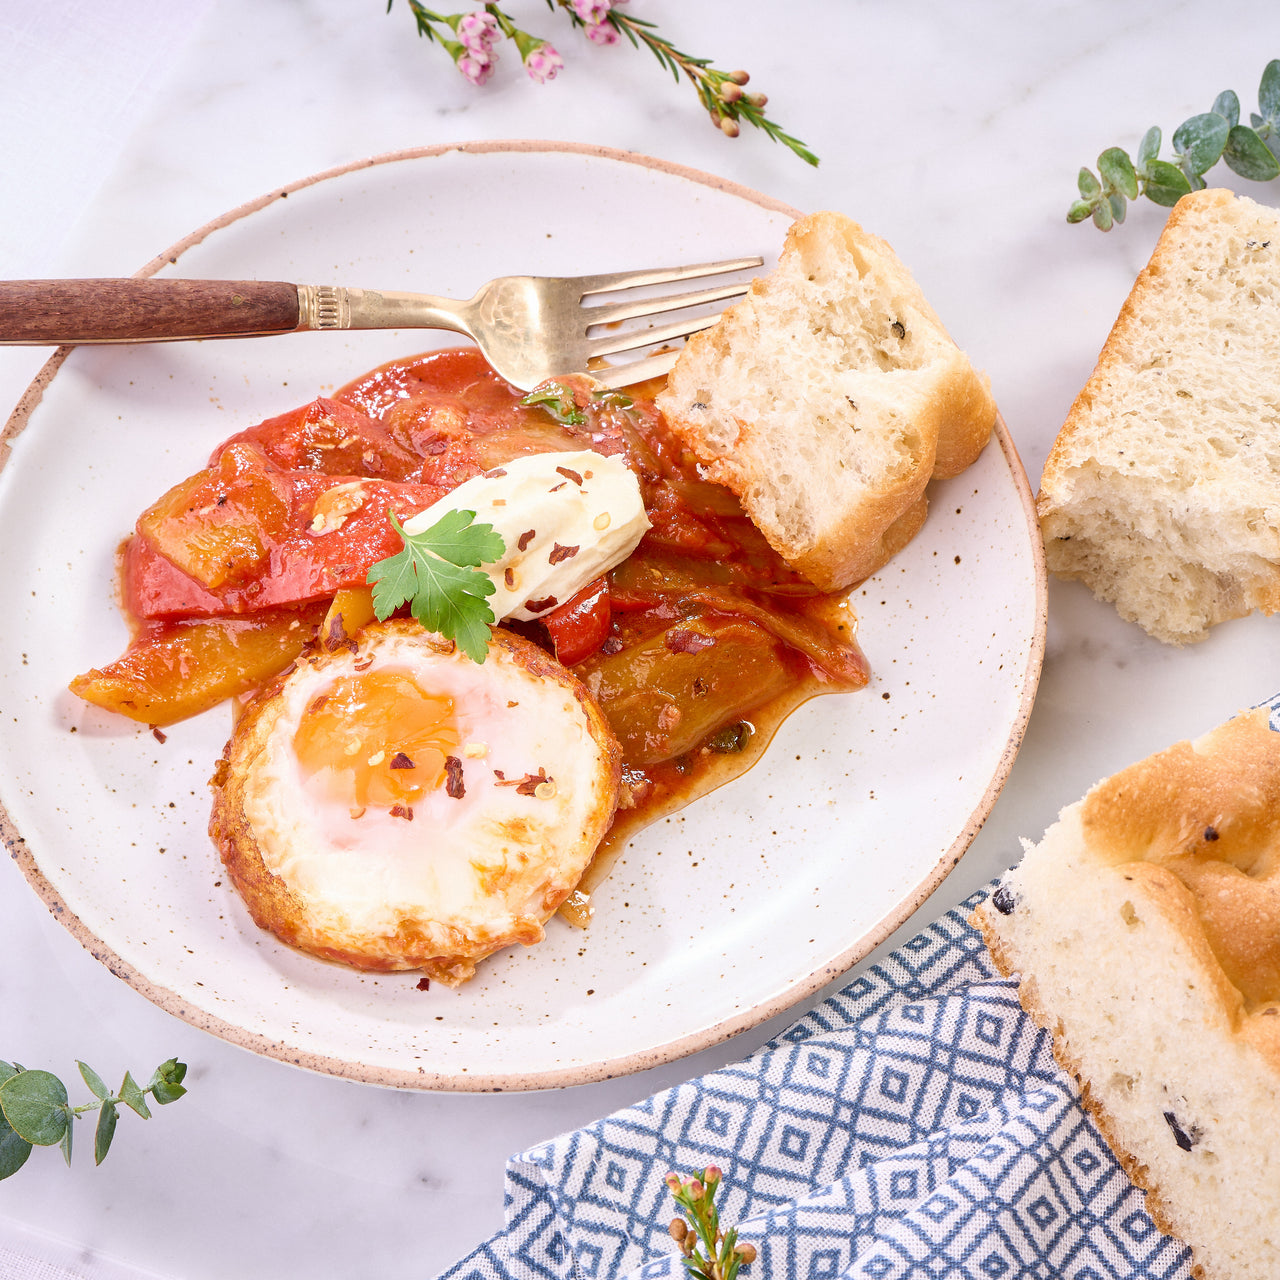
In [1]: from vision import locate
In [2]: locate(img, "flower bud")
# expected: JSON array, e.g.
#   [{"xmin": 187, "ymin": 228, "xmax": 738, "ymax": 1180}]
[
  {"xmin": 665, "ymin": 1172, "xmax": 681, "ymax": 1190},
  {"xmin": 720, "ymin": 116, "xmax": 740, "ymax": 138},
  {"xmin": 668, "ymin": 1219, "xmax": 688, "ymax": 1242},
  {"xmin": 736, "ymin": 1243, "xmax": 758, "ymax": 1264},
  {"xmin": 688, "ymin": 1178, "xmax": 704, "ymax": 1198},
  {"xmin": 704, "ymin": 1165, "xmax": 722, "ymax": 1181},
  {"xmin": 744, "ymin": 92, "xmax": 767, "ymax": 108},
  {"xmin": 728, "ymin": 69, "xmax": 750, "ymax": 85},
  {"xmin": 718, "ymin": 82, "xmax": 743, "ymax": 103}
]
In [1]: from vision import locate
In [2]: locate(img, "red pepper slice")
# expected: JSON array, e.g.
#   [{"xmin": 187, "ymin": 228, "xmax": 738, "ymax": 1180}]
[{"xmin": 542, "ymin": 576, "xmax": 612, "ymax": 666}]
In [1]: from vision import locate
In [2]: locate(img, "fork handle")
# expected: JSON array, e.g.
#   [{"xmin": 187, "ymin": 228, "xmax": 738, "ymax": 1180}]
[{"xmin": 0, "ymin": 279, "xmax": 302, "ymax": 344}]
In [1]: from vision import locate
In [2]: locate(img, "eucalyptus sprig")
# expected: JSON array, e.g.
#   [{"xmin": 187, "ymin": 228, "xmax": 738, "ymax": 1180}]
[
  {"xmin": 664, "ymin": 1167, "xmax": 756, "ymax": 1280},
  {"xmin": 0, "ymin": 1057, "xmax": 188, "ymax": 1179},
  {"xmin": 1070, "ymin": 59, "xmax": 1280, "ymax": 230},
  {"xmin": 389, "ymin": 2, "xmax": 817, "ymax": 166}
]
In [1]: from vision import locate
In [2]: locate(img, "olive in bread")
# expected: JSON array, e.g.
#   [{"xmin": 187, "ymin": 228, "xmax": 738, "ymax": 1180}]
[
  {"xmin": 655, "ymin": 210, "xmax": 996, "ymax": 592},
  {"xmin": 974, "ymin": 707, "xmax": 1280, "ymax": 1280},
  {"xmin": 1038, "ymin": 188, "xmax": 1280, "ymax": 644}
]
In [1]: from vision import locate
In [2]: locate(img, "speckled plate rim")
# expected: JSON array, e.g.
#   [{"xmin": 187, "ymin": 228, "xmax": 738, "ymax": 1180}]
[{"xmin": 0, "ymin": 139, "xmax": 1047, "ymax": 1091}]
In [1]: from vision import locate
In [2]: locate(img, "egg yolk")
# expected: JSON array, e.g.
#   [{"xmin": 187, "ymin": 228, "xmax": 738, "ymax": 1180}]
[{"xmin": 292, "ymin": 669, "xmax": 461, "ymax": 811}]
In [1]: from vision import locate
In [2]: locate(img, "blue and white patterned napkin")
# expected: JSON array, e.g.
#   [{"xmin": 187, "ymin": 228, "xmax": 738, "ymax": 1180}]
[{"xmin": 440, "ymin": 888, "xmax": 1192, "ymax": 1280}]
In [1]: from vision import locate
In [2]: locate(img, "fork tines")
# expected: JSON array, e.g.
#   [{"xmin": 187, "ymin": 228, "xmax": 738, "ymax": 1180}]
[{"xmin": 580, "ymin": 255, "xmax": 761, "ymax": 384}]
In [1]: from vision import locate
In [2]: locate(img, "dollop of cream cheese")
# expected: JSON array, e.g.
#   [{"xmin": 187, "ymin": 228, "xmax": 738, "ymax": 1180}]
[{"xmin": 400, "ymin": 449, "xmax": 650, "ymax": 621}]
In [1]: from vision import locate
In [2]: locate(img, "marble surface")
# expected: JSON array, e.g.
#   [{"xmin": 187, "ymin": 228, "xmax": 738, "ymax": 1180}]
[{"xmin": 1, "ymin": 1, "xmax": 1278, "ymax": 1277}]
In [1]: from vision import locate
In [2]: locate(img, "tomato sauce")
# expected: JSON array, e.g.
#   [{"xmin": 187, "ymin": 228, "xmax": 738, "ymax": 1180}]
[{"xmin": 73, "ymin": 348, "xmax": 869, "ymax": 880}]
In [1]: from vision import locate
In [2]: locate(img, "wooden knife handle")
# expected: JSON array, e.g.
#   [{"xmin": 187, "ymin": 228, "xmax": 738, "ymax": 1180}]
[{"xmin": 0, "ymin": 279, "xmax": 301, "ymax": 343}]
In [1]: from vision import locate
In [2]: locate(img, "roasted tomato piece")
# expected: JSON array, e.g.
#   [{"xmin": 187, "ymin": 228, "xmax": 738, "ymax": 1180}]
[
  {"xmin": 137, "ymin": 442, "xmax": 289, "ymax": 590},
  {"xmin": 125, "ymin": 474, "xmax": 447, "ymax": 619},
  {"xmin": 218, "ymin": 397, "xmax": 426, "ymax": 482},
  {"xmin": 542, "ymin": 576, "xmax": 611, "ymax": 666},
  {"xmin": 69, "ymin": 602, "xmax": 329, "ymax": 726}
]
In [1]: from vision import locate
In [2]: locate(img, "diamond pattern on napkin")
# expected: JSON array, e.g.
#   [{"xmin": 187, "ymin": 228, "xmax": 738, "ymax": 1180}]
[{"xmin": 439, "ymin": 890, "xmax": 1194, "ymax": 1280}]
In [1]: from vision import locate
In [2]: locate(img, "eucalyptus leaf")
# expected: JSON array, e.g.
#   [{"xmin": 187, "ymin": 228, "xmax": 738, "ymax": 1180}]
[
  {"xmin": 0, "ymin": 1062, "xmax": 17, "ymax": 1086},
  {"xmin": 1136, "ymin": 125, "xmax": 1161, "ymax": 170},
  {"xmin": 1212, "ymin": 89, "xmax": 1240, "ymax": 127},
  {"xmin": 1259, "ymin": 58, "xmax": 1280, "ymax": 124},
  {"xmin": 60, "ymin": 1118, "xmax": 73, "ymax": 1167},
  {"xmin": 0, "ymin": 1120, "xmax": 32, "ymax": 1180},
  {"xmin": 149, "ymin": 1058, "xmax": 188, "ymax": 1106},
  {"xmin": 1144, "ymin": 158, "xmax": 1193, "ymax": 206},
  {"xmin": 1098, "ymin": 147, "xmax": 1138, "ymax": 199},
  {"xmin": 1108, "ymin": 192, "xmax": 1128, "ymax": 224},
  {"xmin": 94, "ymin": 1100, "xmax": 119, "ymax": 1166},
  {"xmin": 0, "ymin": 1070, "xmax": 69, "ymax": 1146},
  {"xmin": 119, "ymin": 1071, "xmax": 151, "ymax": 1120},
  {"xmin": 1066, "ymin": 198, "xmax": 1095, "ymax": 224},
  {"xmin": 1077, "ymin": 166, "xmax": 1102, "ymax": 198},
  {"xmin": 1173, "ymin": 112, "xmax": 1230, "ymax": 176},
  {"xmin": 1091, "ymin": 199, "xmax": 1113, "ymax": 231},
  {"xmin": 77, "ymin": 1061, "xmax": 110, "ymax": 1102},
  {"xmin": 1223, "ymin": 125, "xmax": 1280, "ymax": 181}
]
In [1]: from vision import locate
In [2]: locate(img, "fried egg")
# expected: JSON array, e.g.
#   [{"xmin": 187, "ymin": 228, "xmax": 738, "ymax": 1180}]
[{"xmin": 209, "ymin": 619, "xmax": 621, "ymax": 984}]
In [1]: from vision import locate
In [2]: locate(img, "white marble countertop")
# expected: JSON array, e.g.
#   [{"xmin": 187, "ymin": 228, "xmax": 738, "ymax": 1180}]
[{"xmin": 2, "ymin": 2, "xmax": 1278, "ymax": 1277}]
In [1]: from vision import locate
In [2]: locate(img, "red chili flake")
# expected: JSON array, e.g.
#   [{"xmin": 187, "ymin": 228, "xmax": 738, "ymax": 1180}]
[
  {"xmin": 445, "ymin": 755, "xmax": 465, "ymax": 799},
  {"xmin": 352, "ymin": 654, "xmax": 375, "ymax": 672},
  {"xmin": 323, "ymin": 613, "xmax": 349, "ymax": 652},
  {"xmin": 600, "ymin": 637, "xmax": 624, "ymax": 655},
  {"xmin": 486, "ymin": 467, "xmax": 508, "ymax": 478},
  {"xmin": 494, "ymin": 767, "xmax": 551, "ymax": 796},
  {"xmin": 416, "ymin": 977, "xmax": 431, "ymax": 991},
  {"xmin": 389, "ymin": 805, "xmax": 415, "ymax": 821},
  {"xmin": 555, "ymin": 465, "xmax": 584, "ymax": 485},
  {"xmin": 504, "ymin": 567, "xmax": 516, "ymax": 588},
  {"xmin": 665, "ymin": 628, "xmax": 716, "ymax": 655},
  {"xmin": 548, "ymin": 482, "xmax": 567, "ymax": 493},
  {"xmin": 548, "ymin": 543, "xmax": 579, "ymax": 565},
  {"xmin": 307, "ymin": 694, "xmax": 330, "ymax": 715},
  {"xmin": 517, "ymin": 529, "xmax": 536, "ymax": 551},
  {"xmin": 150, "ymin": 726, "xmax": 167, "ymax": 744},
  {"xmin": 389, "ymin": 752, "xmax": 415, "ymax": 769},
  {"xmin": 425, "ymin": 438, "xmax": 447, "ymax": 456},
  {"xmin": 525, "ymin": 595, "xmax": 558, "ymax": 613}
]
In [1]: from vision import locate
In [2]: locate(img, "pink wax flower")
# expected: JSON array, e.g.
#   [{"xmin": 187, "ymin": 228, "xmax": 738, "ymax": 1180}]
[
  {"xmin": 456, "ymin": 11, "xmax": 499, "ymax": 54},
  {"xmin": 524, "ymin": 41, "xmax": 563, "ymax": 83},
  {"xmin": 584, "ymin": 19, "xmax": 618, "ymax": 45},
  {"xmin": 572, "ymin": 0, "xmax": 612, "ymax": 21},
  {"xmin": 457, "ymin": 49, "xmax": 495, "ymax": 86}
]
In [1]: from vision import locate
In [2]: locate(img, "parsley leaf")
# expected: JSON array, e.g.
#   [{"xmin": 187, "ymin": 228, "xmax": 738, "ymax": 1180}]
[
  {"xmin": 520, "ymin": 381, "xmax": 586, "ymax": 426},
  {"xmin": 367, "ymin": 510, "xmax": 506, "ymax": 663}
]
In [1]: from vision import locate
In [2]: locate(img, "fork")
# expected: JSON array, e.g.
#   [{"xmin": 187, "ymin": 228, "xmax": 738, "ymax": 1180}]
[{"xmin": 0, "ymin": 257, "xmax": 762, "ymax": 392}]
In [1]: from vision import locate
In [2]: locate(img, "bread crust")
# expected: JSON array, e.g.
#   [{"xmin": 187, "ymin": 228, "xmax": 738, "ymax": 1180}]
[
  {"xmin": 1038, "ymin": 189, "xmax": 1280, "ymax": 643},
  {"xmin": 657, "ymin": 210, "xmax": 995, "ymax": 592},
  {"xmin": 975, "ymin": 706, "xmax": 1280, "ymax": 1279}
]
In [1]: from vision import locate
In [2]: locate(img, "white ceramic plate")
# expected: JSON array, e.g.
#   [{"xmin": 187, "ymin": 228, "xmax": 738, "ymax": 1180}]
[{"xmin": 0, "ymin": 142, "xmax": 1046, "ymax": 1090}]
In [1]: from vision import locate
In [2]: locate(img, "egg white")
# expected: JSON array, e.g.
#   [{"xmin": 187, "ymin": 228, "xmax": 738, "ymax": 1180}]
[{"xmin": 210, "ymin": 619, "xmax": 621, "ymax": 983}]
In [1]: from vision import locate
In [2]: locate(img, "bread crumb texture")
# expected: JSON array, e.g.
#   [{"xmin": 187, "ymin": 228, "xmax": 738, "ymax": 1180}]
[
  {"xmin": 975, "ymin": 706, "xmax": 1280, "ymax": 1280},
  {"xmin": 656, "ymin": 210, "xmax": 995, "ymax": 591},
  {"xmin": 1039, "ymin": 189, "xmax": 1280, "ymax": 644}
]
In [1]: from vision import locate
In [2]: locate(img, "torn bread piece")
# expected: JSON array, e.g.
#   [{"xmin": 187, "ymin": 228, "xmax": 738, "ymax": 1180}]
[
  {"xmin": 656, "ymin": 210, "xmax": 996, "ymax": 592},
  {"xmin": 974, "ymin": 706, "xmax": 1280, "ymax": 1280},
  {"xmin": 1038, "ymin": 189, "xmax": 1280, "ymax": 644}
]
